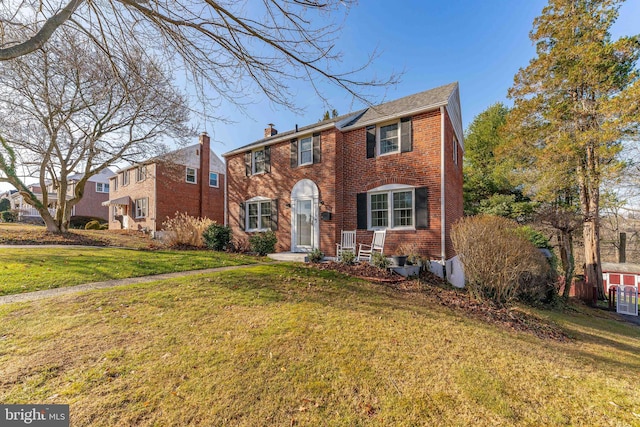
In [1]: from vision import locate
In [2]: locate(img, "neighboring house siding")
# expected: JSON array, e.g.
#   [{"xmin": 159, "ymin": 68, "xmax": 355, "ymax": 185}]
[
  {"xmin": 109, "ymin": 163, "xmax": 157, "ymax": 231},
  {"xmin": 443, "ymin": 108, "xmax": 464, "ymax": 260},
  {"xmin": 341, "ymin": 110, "xmax": 444, "ymax": 258},
  {"xmin": 73, "ymin": 185, "xmax": 109, "ymax": 219}
]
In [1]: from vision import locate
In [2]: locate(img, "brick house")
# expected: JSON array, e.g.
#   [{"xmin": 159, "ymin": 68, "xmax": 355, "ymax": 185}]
[
  {"xmin": 223, "ymin": 82, "xmax": 465, "ymax": 285},
  {"xmin": 7, "ymin": 169, "xmax": 114, "ymax": 221},
  {"xmin": 104, "ymin": 133, "xmax": 225, "ymax": 231}
]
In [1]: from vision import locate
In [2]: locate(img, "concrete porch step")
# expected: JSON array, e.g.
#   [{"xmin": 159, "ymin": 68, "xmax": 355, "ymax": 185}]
[{"xmin": 267, "ymin": 252, "xmax": 308, "ymax": 262}]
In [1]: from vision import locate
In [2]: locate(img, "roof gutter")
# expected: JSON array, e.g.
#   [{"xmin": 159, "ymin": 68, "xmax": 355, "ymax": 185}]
[{"xmin": 222, "ymin": 123, "xmax": 337, "ymax": 157}]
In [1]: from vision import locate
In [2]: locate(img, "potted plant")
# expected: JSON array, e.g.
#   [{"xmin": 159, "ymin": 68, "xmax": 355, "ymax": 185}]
[{"xmin": 391, "ymin": 249, "xmax": 407, "ymax": 267}]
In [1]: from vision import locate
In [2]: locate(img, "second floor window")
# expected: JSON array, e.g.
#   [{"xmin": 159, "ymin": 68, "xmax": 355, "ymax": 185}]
[
  {"xmin": 111, "ymin": 178, "xmax": 118, "ymax": 191},
  {"xmin": 378, "ymin": 122, "xmax": 400, "ymax": 155},
  {"xmin": 298, "ymin": 136, "xmax": 313, "ymax": 166},
  {"xmin": 135, "ymin": 198, "xmax": 148, "ymax": 218},
  {"xmin": 253, "ymin": 150, "xmax": 266, "ymax": 174},
  {"xmin": 186, "ymin": 167, "xmax": 197, "ymax": 184},
  {"xmin": 96, "ymin": 182, "xmax": 110, "ymax": 193},
  {"xmin": 209, "ymin": 172, "xmax": 218, "ymax": 187},
  {"xmin": 137, "ymin": 165, "xmax": 147, "ymax": 182},
  {"xmin": 122, "ymin": 170, "xmax": 129, "ymax": 186}
]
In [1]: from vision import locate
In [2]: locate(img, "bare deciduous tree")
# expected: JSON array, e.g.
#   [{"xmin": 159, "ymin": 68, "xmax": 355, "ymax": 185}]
[
  {"xmin": 0, "ymin": 1, "xmax": 398, "ymax": 110},
  {"xmin": 0, "ymin": 28, "xmax": 191, "ymax": 232}
]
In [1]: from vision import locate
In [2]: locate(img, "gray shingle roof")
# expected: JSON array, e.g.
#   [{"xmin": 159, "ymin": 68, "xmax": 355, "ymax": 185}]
[{"xmin": 223, "ymin": 82, "xmax": 458, "ymax": 156}]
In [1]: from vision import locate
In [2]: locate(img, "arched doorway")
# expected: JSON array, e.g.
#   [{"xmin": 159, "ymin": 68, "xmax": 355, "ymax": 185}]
[{"xmin": 290, "ymin": 179, "xmax": 319, "ymax": 253}]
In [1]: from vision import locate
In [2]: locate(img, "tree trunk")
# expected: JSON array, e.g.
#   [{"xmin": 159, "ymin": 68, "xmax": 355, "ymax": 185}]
[
  {"xmin": 559, "ymin": 230, "xmax": 575, "ymax": 299},
  {"xmin": 583, "ymin": 217, "xmax": 604, "ymax": 301}
]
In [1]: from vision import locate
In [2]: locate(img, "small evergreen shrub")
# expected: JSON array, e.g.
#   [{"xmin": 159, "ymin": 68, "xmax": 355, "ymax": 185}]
[
  {"xmin": 85, "ymin": 220, "xmax": 102, "ymax": 230},
  {"xmin": 0, "ymin": 210, "xmax": 17, "ymax": 223},
  {"xmin": 308, "ymin": 248, "xmax": 324, "ymax": 263},
  {"xmin": 203, "ymin": 223, "xmax": 232, "ymax": 251},
  {"xmin": 371, "ymin": 252, "xmax": 391, "ymax": 269},
  {"xmin": 0, "ymin": 198, "xmax": 10, "ymax": 212},
  {"xmin": 339, "ymin": 250, "xmax": 356, "ymax": 265},
  {"xmin": 249, "ymin": 231, "xmax": 277, "ymax": 255}
]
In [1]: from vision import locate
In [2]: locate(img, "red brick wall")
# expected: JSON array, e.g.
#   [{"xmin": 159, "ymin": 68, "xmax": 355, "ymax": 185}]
[
  {"xmin": 341, "ymin": 110, "xmax": 444, "ymax": 259},
  {"xmin": 108, "ymin": 165, "xmax": 156, "ymax": 231},
  {"xmin": 226, "ymin": 128, "xmax": 340, "ymax": 254},
  {"xmin": 74, "ymin": 182, "xmax": 110, "ymax": 220},
  {"xmin": 226, "ymin": 108, "xmax": 463, "ymax": 260},
  {"xmin": 443, "ymin": 108, "xmax": 464, "ymax": 259}
]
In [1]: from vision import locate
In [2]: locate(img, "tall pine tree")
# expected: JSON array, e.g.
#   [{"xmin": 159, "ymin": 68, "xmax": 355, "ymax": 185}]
[{"xmin": 507, "ymin": 0, "xmax": 640, "ymax": 299}]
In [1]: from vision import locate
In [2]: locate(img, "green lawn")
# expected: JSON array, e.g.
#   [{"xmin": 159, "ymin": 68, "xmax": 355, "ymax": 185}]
[
  {"xmin": 0, "ymin": 247, "xmax": 261, "ymax": 295},
  {"xmin": 0, "ymin": 264, "xmax": 638, "ymax": 426}
]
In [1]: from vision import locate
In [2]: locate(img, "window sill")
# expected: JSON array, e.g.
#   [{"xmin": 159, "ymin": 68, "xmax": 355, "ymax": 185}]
[
  {"xmin": 185, "ymin": 181, "xmax": 197, "ymax": 185},
  {"xmin": 377, "ymin": 150, "xmax": 400, "ymax": 157},
  {"xmin": 246, "ymin": 228, "xmax": 270, "ymax": 233},
  {"xmin": 368, "ymin": 226, "xmax": 415, "ymax": 232}
]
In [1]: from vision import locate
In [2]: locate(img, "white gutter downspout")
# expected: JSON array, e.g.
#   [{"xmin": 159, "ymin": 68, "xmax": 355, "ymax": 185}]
[
  {"xmin": 440, "ymin": 106, "xmax": 446, "ymax": 266},
  {"xmin": 224, "ymin": 165, "xmax": 228, "ymax": 226}
]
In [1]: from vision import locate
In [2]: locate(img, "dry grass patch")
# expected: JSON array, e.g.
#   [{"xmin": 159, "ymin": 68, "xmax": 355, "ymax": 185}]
[{"xmin": 0, "ymin": 264, "xmax": 638, "ymax": 426}]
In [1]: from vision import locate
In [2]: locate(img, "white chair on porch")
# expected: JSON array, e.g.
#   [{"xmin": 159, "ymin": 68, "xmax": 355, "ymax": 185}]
[
  {"xmin": 357, "ymin": 230, "xmax": 386, "ymax": 263},
  {"xmin": 336, "ymin": 230, "xmax": 357, "ymax": 261}
]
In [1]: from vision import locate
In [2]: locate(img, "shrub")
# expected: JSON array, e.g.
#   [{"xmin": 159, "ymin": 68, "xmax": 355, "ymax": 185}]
[
  {"xmin": 451, "ymin": 215, "xmax": 551, "ymax": 306},
  {"xmin": 202, "ymin": 223, "xmax": 232, "ymax": 251},
  {"xmin": 70, "ymin": 216, "xmax": 106, "ymax": 229},
  {"xmin": 162, "ymin": 212, "xmax": 213, "ymax": 247},
  {"xmin": 249, "ymin": 231, "xmax": 277, "ymax": 255},
  {"xmin": 308, "ymin": 248, "xmax": 324, "ymax": 263},
  {"xmin": 0, "ymin": 198, "xmax": 10, "ymax": 212},
  {"xmin": 371, "ymin": 252, "xmax": 391, "ymax": 269},
  {"xmin": 85, "ymin": 220, "xmax": 102, "ymax": 230},
  {"xmin": 339, "ymin": 250, "xmax": 356, "ymax": 265},
  {"xmin": 0, "ymin": 210, "xmax": 17, "ymax": 223}
]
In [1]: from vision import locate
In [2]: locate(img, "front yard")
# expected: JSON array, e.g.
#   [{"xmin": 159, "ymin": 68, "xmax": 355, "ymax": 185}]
[
  {"xmin": 0, "ymin": 264, "xmax": 638, "ymax": 426},
  {"xmin": 0, "ymin": 247, "xmax": 261, "ymax": 295}
]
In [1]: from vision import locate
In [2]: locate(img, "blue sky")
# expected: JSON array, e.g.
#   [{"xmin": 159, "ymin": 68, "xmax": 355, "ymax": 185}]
[
  {"xmin": 205, "ymin": 0, "xmax": 639, "ymax": 155},
  {"xmin": 1, "ymin": 0, "xmax": 639, "ymax": 193}
]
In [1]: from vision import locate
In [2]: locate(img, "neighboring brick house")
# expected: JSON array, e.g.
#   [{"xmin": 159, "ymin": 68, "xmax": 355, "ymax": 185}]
[
  {"xmin": 104, "ymin": 133, "xmax": 225, "ymax": 231},
  {"xmin": 223, "ymin": 82, "xmax": 465, "ymax": 284},
  {"xmin": 7, "ymin": 169, "xmax": 114, "ymax": 221}
]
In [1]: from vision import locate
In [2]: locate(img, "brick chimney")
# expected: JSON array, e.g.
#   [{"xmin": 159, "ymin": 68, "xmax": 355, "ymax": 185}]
[
  {"xmin": 264, "ymin": 123, "xmax": 277, "ymax": 138},
  {"xmin": 199, "ymin": 132, "xmax": 211, "ymax": 218}
]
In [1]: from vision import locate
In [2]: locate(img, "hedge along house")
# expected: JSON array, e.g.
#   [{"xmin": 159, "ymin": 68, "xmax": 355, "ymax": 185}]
[
  {"xmin": 223, "ymin": 82, "xmax": 465, "ymax": 285},
  {"xmin": 104, "ymin": 133, "xmax": 225, "ymax": 232}
]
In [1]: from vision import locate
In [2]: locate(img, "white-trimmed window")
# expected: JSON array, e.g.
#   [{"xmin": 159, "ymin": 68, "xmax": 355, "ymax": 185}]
[
  {"xmin": 368, "ymin": 185, "xmax": 414, "ymax": 230},
  {"xmin": 253, "ymin": 149, "xmax": 266, "ymax": 174},
  {"xmin": 209, "ymin": 172, "xmax": 219, "ymax": 187},
  {"xmin": 112, "ymin": 205, "xmax": 119, "ymax": 222},
  {"xmin": 378, "ymin": 121, "xmax": 400, "ymax": 155},
  {"xmin": 246, "ymin": 200, "xmax": 272, "ymax": 231},
  {"xmin": 136, "ymin": 165, "xmax": 147, "ymax": 182},
  {"xmin": 186, "ymin": 167, "xmax": 197, "ymax": 184},
  {"xmin": 298, "ymin": 136, "xmax": 313, "ymax": 166},
  {"xmin": 135, "ymin": 198, "xmax": 148, "ymax": 218},
  {"xmin": 111, "ymin": 177, "xmax": 118, "ymax": 191},
  {"xmin": 122, "ymin": 170, "xmax": 129, "ymax": 186},
  {"xmin": 96, "ymin": 182, "xmax": 109, "ymax": 193}
]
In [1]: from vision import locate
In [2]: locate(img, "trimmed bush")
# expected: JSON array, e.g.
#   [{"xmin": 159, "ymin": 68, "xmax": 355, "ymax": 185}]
[
  {"xmin": 451, "ymin": 215, "xmax": 552, "ymax": 306},
  {"xmin": 70, "ymin": 216, "xmax": 106, "ymax": 229},
  {"xmin": 249, "ymin": 231, "xmax": 277, "ymax": 255},
  {"xmin": 162, "ymin": 212, "xmax": 213, "ymax": 247},
  {"xmin": 339, "ymin": 250, "xmax": 356, "ymax": 265},
  {"xmin": 85, "ymin": 220, "xmax": 102, "ymax": 230},
  {"xmin": 202, "ymin": 223, "xmax": 232, "ymax": 251},
  {"xmin": 371, "ymin": 252, "xmax": 391, "ymax": 269},
  {"xmin": 308, "ymin": 248, "xmax": 324, "ymax": 263},
  {"xmin": 1, "ymin": 210, "xmax": 17, "ymax": 223}
]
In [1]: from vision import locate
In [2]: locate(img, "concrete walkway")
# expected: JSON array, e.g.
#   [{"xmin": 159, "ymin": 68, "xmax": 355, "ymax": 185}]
[{"xmin": 0, "ymin": 263, "xmax": 276, "ymax": 305}]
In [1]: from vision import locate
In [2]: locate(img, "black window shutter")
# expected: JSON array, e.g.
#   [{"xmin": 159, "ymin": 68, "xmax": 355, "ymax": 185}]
[
  {"xmin": 270, "ymin": 199, "xmax": 278, "ymax": 231},
  {"xmin": 264, "ymin": 146, "xmax": 271, "ymax": 173},
  {"xmin": 415, "ymin": 187, "xmax": 428, "ymax": 229},
  {"xmin": 290, "ymin": 139, "xmax": 298, "ymax": 168},
  {"xmin": 313, "ymin": 132, "xmax": 321, "ymax": 164},
  {"xmin": 366, "ymin": 125, "xmax": 376, "ymax": 159},
  {"xmin": 356, "ymin": 193, "xmax": 368, "ymax": 230},
  {"xmin": 244, "ymin": 152, "xmax": 252, "ymax": 176},
  {"xmin": 401, "ymin": 117, "xmax": 413, "ymax": 153},
  {"xmin": 239, "ymin": 202, "xmax": 246, "ymax": 231}
]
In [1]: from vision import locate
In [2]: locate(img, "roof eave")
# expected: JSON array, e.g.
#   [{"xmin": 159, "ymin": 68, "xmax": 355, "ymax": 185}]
[
  {"xmin": 222, "ymin": 122, "xmax": 337, "ymax": 157},
  {"xmin": 340, "ymin": 100, "xmax": 449, "ymax": 131}
]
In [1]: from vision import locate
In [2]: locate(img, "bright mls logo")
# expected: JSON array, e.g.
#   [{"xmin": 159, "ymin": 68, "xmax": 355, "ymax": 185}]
[{"xmin": 1, "ymin": 405, "xmax": 69, "ymax": 426}]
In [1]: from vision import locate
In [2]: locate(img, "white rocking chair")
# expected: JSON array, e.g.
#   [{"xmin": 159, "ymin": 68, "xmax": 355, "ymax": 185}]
[
  {"xmin": 336, "ymin": 230, "xmax": 357, "ymax": 261},
  {"xmin": 357, "ymin": 230, "xmax": 386, "ymax": 263}
]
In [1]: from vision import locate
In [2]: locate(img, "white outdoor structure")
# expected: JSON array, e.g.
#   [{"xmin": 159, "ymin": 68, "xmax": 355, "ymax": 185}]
[
  {"xmin": 617, "ymin": 286, "xmax": 638, "ymax": 316},
  {"xmin": 335, "ymin": 230, "xmax": 356, "ymax": 261},
  {"xmin": 357, "ymin": 230, "xmax": 386, "ymax": 263}
]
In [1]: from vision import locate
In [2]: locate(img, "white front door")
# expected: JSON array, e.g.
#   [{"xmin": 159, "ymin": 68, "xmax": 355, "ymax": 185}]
[
  {"xmin": 293, "ymin": 198, "xmax": 316, "ymax": 252},
  {"xmin": 291, "ymin": 179, "xmax": 320, "ymax": 253}
]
